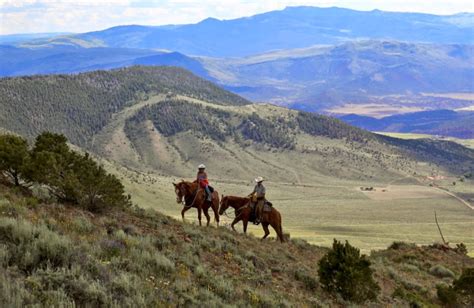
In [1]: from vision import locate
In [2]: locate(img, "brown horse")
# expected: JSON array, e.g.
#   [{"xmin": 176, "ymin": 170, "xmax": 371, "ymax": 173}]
[
  {"xmin": 173, "ymin": 180, "xmax": 220, "ymax": 226},
  {"xmin": 219, "ymin": 195, "xmax": 284, "ymax": 242}
]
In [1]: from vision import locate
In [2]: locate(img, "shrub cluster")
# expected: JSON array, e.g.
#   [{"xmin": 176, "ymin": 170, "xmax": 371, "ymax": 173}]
[
  {"xmin": 437, "ymin": 268, "xmax": 474, "ymax": 307},
  {"xmin": 0, "ymin": 132, "xmax": 130, "ymax": 212},
  {"xmin": 318, "ymin": 239, "xmax": 380, "ymax": 303}
]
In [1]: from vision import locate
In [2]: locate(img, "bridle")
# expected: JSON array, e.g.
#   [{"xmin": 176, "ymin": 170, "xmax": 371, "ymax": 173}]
[
  {"xmin": 177, "ymin": 183, "xmax": 200, "ymax": 208},
  {"xmin": 220, "ymin": 198, "xmax": 247, "ymax": 220}
]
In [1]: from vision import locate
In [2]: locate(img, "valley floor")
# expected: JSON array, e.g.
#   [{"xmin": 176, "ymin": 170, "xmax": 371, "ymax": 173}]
[{"xmin": 108, "ymin": 162, "xmax": 474, "ymax": 254}]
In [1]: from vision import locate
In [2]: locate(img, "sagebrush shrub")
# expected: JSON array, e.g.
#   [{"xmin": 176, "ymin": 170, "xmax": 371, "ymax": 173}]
[
  {"xmin": 294, "ymin": 268, "xmax": 318, "ymax": 291},
  {"xmin": 0, "ymin": 218, "xmax": 74, "ymax": 273},
  {"xmin": 318, "ymin": 239, "xmax": 380, "ymax": 303},
  {"xmin": 430, "ymin": 264, "xmax": 455, "ymax": 279}
]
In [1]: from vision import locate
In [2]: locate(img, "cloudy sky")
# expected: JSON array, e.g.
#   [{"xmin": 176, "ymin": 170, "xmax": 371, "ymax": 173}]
[{"xmin": 1, "ymin": 0, "xmax": 473, "ymax": 35}]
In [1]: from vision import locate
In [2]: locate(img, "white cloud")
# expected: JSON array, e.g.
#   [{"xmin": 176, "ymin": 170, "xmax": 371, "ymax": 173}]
[{"xmin": 1, "ymin": 0, "xmax": 473, "ymax": 35}]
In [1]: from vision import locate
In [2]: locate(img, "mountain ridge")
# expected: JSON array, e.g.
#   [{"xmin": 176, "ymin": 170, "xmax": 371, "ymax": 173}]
[{"xmin": 15, "ymin": 6, "xmax": 474, "ymax": 56}]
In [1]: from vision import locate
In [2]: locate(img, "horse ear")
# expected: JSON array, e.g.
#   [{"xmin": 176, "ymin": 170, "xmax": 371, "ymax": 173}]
[{"xmin": 172, "ymin": 182, "xmax": 176, "ymax": 187}]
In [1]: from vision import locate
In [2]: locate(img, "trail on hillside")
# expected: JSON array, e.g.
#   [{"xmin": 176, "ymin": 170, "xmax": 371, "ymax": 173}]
[
  {"xmin": 432, "ymin": 186, "xmax": 474, "ymax": 211},
  {"xmin": 387, "ymin": 175, "xmax": 473, "ymax": 211}
]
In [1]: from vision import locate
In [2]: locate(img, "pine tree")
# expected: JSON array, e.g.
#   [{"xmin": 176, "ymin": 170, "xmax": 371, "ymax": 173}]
[{"xmin": 0, "ymin": 134, "xmax": 29, "ymax": 186}]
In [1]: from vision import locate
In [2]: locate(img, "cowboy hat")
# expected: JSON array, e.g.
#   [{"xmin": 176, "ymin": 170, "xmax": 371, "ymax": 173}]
[
  {"xmin": 255, "ymin": 176, "xmax": 264, "ymax": 183},
  {"xmin": 198, "ymin": 164, "xmax": 206, "ymax": 169}
]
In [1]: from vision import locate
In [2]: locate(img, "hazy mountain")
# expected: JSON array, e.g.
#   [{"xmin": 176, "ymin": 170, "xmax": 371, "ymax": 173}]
[
  {"xmin": 203, "ymin": 40, "xmax": 474, "ymax": 110},
  {"xmin": 2, "ymin": 41, "xmax": 473, "ymax": 110},
  {"xmin": 0, "ymin": 45, "xmax": 208, "ymax": 78},
  {"xmin": 340, "ymin": 109, "xmax": 474, "ymax": 138},
  {"xmin": 18, "ymin": 7, "xmax": 474, "ymax": 57},
  {"xmin": 0, "ymin": 32, "xmax": 71, "ymax": 44}
]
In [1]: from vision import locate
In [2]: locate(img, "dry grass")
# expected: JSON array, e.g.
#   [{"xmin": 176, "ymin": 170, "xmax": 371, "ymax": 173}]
[
  {"xmin": 375, "ymin": 132, "xmax": 474, "ymax": 149},
  {"xmin": 326, "ymin": 103, "xmax": 424, "ymax": 118}
]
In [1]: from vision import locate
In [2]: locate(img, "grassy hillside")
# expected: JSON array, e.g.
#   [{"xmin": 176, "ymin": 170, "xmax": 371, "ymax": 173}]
[
  {"xmin": 0, "ymin": 66, "xmax": 249, "ymax": 146},
  {"xmin": 1, "ymin": 180, "xmax": 472, "ymax": 307}
]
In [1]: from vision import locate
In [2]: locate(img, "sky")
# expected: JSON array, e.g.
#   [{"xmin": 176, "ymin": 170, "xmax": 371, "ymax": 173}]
[{"xmin": 1, "ymin": 0, "xmax": 473, "ymax": 35}]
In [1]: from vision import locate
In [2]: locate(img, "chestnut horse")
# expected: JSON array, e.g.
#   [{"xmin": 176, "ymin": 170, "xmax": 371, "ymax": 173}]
[
  {"xmin": 173, "ymin": 180, "xmax": 220, "ymax": 226},
  {"xmin": 219, "ymin": 195, "xmax": 284, "ymax": 242}
]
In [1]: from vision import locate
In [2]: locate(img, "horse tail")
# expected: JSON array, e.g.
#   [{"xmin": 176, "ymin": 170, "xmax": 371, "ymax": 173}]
[{"xmin": 275, "ymin": 209, "xmax": 284, "ymax": 243}]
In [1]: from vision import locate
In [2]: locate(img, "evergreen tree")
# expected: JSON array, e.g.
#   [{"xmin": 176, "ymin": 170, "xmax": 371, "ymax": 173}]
[
  {"xmin": 0, "ymin": 134, "xmax": 29, "ymax": 186},
  {"xmin": 318, "ymin": 239, "xmax": 380, "ymax": 303}
]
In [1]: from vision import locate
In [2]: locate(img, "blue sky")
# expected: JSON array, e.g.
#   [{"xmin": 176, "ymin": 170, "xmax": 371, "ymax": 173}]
[{"xmin": 1, "ymin": 0, "xmax": 473, "ymax": 35}]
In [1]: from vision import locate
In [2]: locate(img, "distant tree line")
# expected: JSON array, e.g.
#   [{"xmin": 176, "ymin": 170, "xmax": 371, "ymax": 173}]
[
  {"xmin": 124, "ymin": 100, "xmax": 295, "ymax": 149},
  {"xmin": 296, "ymin": 111, "xmax": 373, "ymax": 142},
  {"xmin": 0, "ymin": 132, "xmax": 131, "ymax": 212},
  {"xmin": 124, "ymin": 100, "xmax": 383, "ymax": 150}
]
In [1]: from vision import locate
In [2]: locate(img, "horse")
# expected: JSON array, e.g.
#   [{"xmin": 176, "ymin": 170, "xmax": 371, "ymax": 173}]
[
  {"xmin": 173, "ymin": 180, "xmax": 220, "ymax": 226},
  {"xmin": 219, "ymin": 195, "xmax": 284, "ymax": 242}
]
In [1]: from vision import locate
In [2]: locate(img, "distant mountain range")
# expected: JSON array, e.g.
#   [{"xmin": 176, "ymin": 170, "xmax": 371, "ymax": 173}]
[
  {"xmin": 202, "ymin": 41, "xmax": 474, "ymax": 110},
  {"xmin": 0, "ymin": 45, "xmax": 210, "ymax": 78},
  {"xmin": 15, "ymin": 7, "xmax": 474, "ymax": 56},
  {"xmin": 0, "ymin": 32, "xmax": 71, "ymax": 44},
  {"xmin": 340, "ymin": 109, "xmax": 474, "ymax": 138},
  {"xmin": 0, "ymin": 6, "xmax": 473, "ymax": 115}
]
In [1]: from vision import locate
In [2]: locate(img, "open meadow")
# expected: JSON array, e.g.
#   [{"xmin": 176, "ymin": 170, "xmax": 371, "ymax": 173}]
[{"xmin": 107, "ymin": 161, "xmax": 474, "ymax": 254}]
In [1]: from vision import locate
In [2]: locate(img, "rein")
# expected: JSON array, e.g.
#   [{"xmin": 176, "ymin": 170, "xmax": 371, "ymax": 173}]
[
  {"xmin": 182, "ymin": 187, "xmax": 200, "ymax": 208},
  {"xmin": 222, "ymin": 202, "xmax": 249, "ymax": 220}
]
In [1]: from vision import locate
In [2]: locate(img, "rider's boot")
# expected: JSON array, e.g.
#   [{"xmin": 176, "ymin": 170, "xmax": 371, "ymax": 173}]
[{"xmin": 205, "ymin": 186, "xmax": 212, "ymax": 202}]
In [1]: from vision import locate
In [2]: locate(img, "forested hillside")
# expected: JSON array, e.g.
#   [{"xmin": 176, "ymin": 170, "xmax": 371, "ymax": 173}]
[
  {"xmin": 0, "ymin": 66, "xmax": 249, "ymax": 146},
  {"xmin": 1, "ymin": 66, "xmax": 473, "ymax": 179}
]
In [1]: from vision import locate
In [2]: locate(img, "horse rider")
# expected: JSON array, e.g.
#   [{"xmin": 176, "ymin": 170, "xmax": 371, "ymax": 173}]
[
  {"xmin": 250, "ymin": 176, "xmax": 266, "ymax": 224},
  {"xmin": 197, "ymin": 164, "xmax": 212, "ymax": 202}
]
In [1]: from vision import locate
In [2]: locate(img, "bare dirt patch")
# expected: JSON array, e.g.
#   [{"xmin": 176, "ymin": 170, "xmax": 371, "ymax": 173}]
[
  {"xmin": 327, "ymin": 103, "xmax": 424, "ymax": 118},
  {"xmin": 359, "ymin": 185, "xmax": 448, "ymax": 201}
]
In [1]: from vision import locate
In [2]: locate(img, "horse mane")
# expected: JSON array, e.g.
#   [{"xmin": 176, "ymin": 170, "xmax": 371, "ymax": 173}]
[
  {"xmin": 223, "ymin": 195, "xmax": 250, "ymax": 207},
  {"xmin": 177, "ymin": 180, "xmax": 197, "ymax": 195}
]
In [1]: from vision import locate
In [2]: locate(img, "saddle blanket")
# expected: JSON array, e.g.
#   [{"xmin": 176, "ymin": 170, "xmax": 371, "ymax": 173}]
[{"xmin": 263, "ymin": 203, "xmax": 272, "ymax": 212}]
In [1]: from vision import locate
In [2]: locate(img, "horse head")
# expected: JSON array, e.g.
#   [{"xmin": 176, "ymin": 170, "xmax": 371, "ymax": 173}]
[
  {"xmin": 218, "ymin": 195, "xmax": 228, "ymax": 215},
  {"xmin": 173, "ymin": 181, "xmax": 188, "ymax": 204}
]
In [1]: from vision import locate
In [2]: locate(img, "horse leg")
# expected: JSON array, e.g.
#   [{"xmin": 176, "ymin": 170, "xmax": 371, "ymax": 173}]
[
  {"xmin": 243, "ymin": 218, "xmax": 249, "ymax": 234},
  {"xmin": 271, "ymin": 222, "xmax": 284, "ymax": 243},
  {"xmin": 261, "ymin": 223, "xmax": 270, "ymax": 240},
  {"xmin": 197, "ymin": 207, "xmax": 202, "ymax": 226},
  {"xmin": 181, "ymin": 206, "xmax": 191, "ymax": 222},
  {"xmin": 231, "ymin": 216, "xmax": 241, "ymax": 232},
  {"xmin": 203, "ymin": 207, "xmax": 211, "ymax": 227},
  {"xmin": 213, "ymin": 202, "xmax": 220, "ymax": 227}
]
